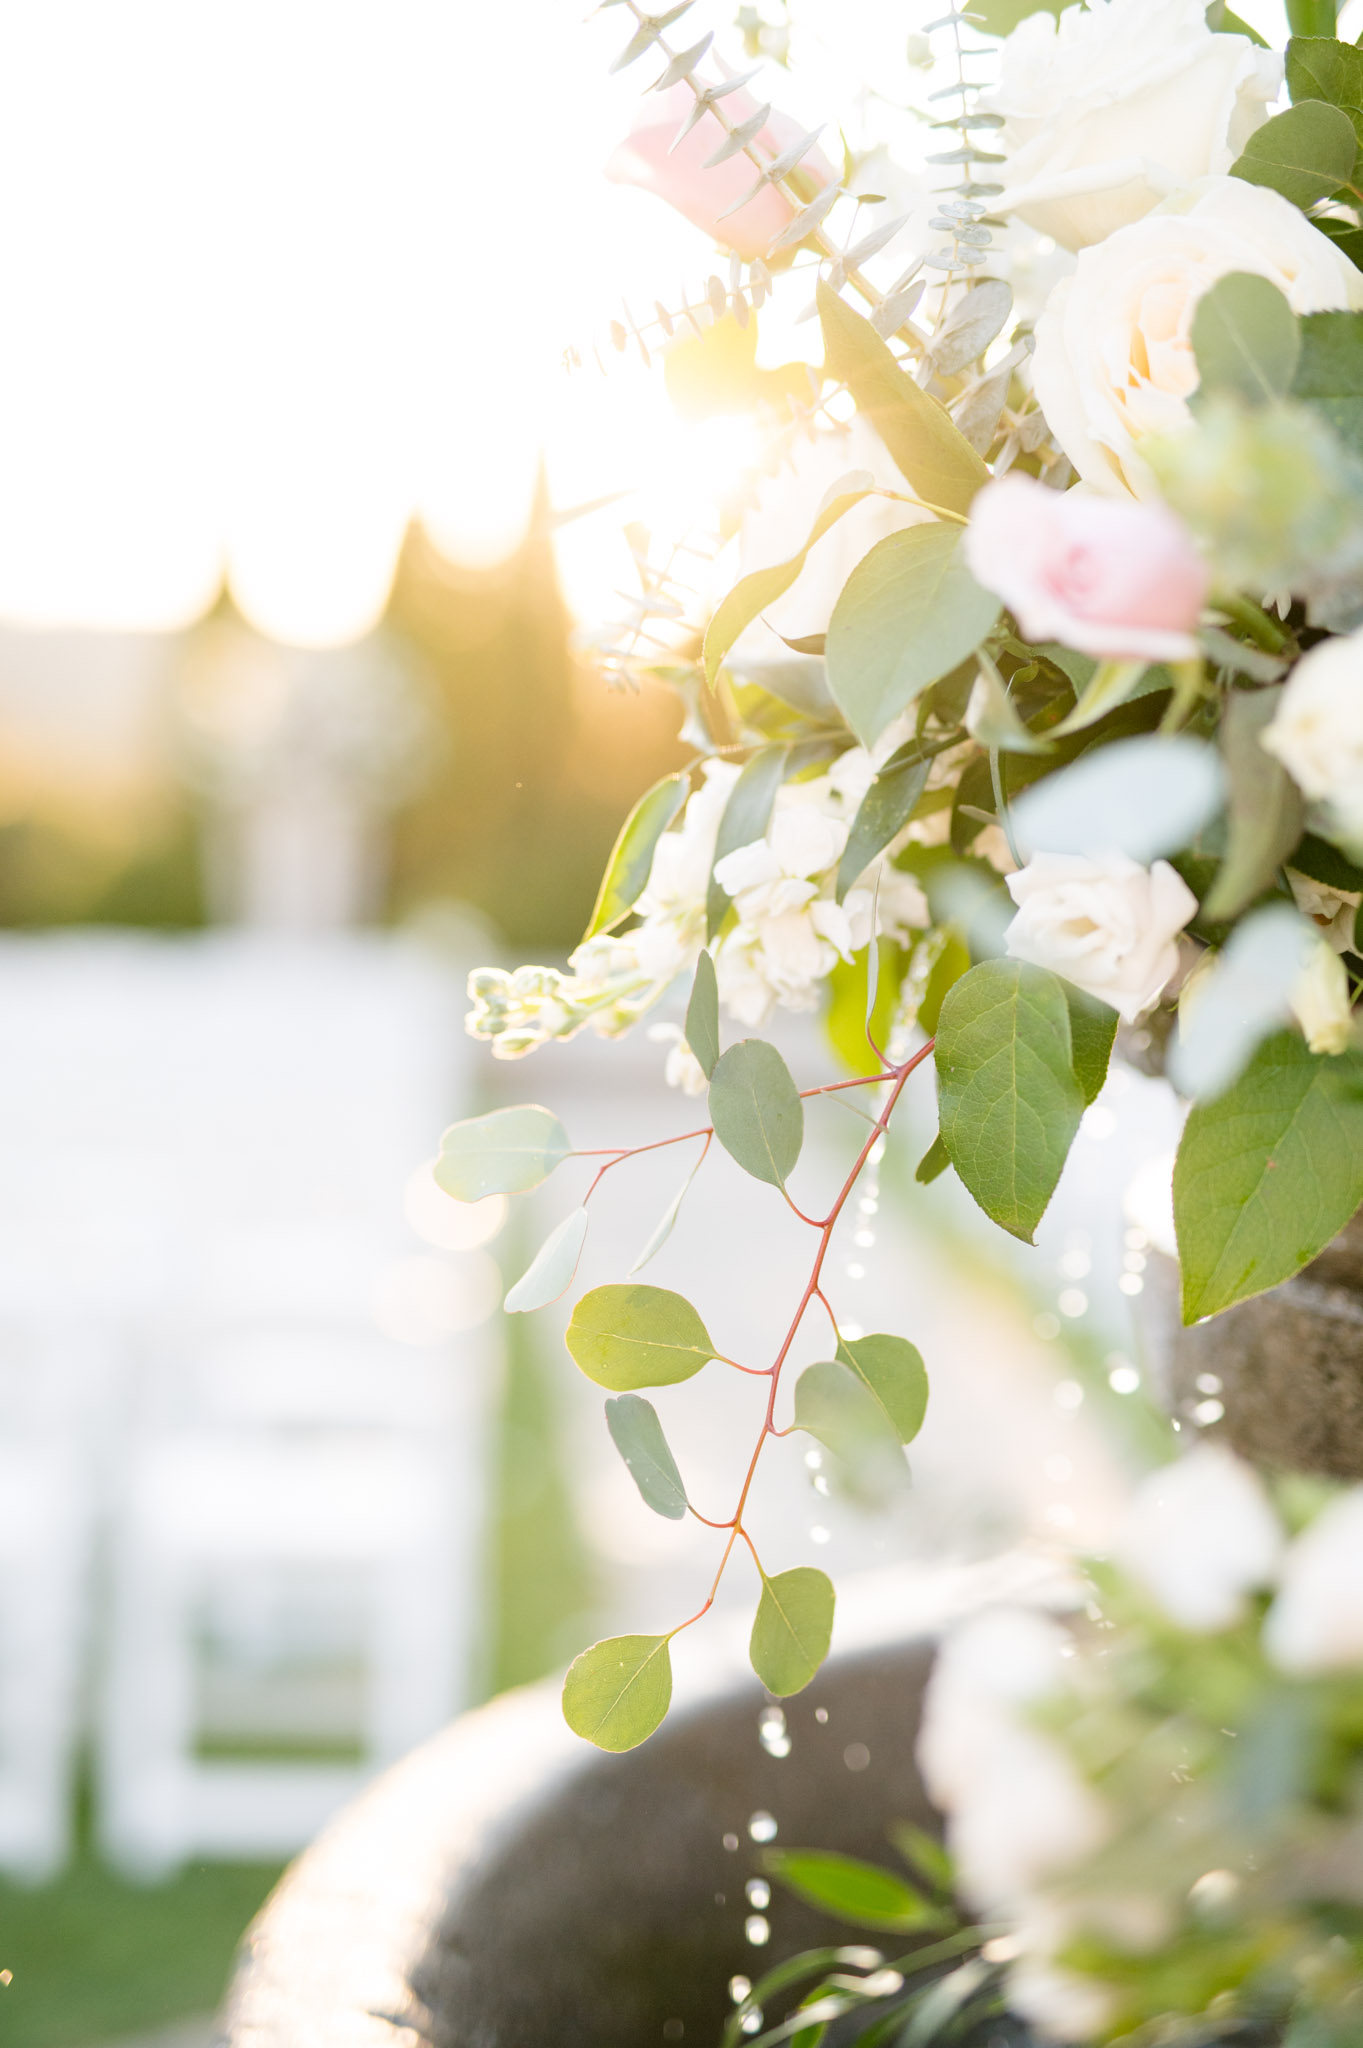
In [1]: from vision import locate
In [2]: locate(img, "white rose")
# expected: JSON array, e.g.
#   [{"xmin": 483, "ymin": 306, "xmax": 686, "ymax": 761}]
[
  {"xmin": 1033, "ymin": 179, "xmax": 1363, "ymax": 498},
  {"xmin": 919, "ymin": 1610, "xmax": 1108, "ymax": 1916},
  {"xmin": 990, "ymin": 0, "xmax": 1280, "ymax": 253},
  {"xmin": 1264, "ymin": 1488, "xmax": 1363, "ymax": 1674},
  {"xmin": 1004, "ymin": 851, "xmax": 1197, "ymax": 1022},
  {"xmin": 1115, "ymin": 1445, "xmax": 1282, "ymax": 1632},
  {"xmin": 1263, "ymin": 628, "xmax": 1363, "ymax": 851}
]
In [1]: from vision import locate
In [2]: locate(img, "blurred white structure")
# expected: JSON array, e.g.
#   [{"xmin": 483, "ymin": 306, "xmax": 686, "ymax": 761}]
[{"xmin": 0, "ymin": 931, "xmax": 500, "ymax": 1879}]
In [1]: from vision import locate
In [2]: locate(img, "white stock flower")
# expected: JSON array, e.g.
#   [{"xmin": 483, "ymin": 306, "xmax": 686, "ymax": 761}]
[
  {"xmin": 1264, "ymin": 1489, "xmax": 1363, "ymax": 1674},
  {"xmin": 1033, "ymin": 179, "xmax": 1363, "ymax": 498},
  {"xmin": 919, "ymin": 1609, "xmax": 1108, "ymax": 1915},
  {"xmin": 1264, "ymin": 629, "xmax": 1363, "ymax": 852},
  {"xmin": 1005, "ymin": 851, "xmax": 1197, "ymax": 1022},
  {"xmin": 1115, "ymin": 1445, "xmax": 1282, "ymax": 1632},
  {"xmin": 1290, "ymin": 937, "xmax": 1354, "ymax": 1056},
  {"xmin": 647, "ymin": 1023, "xmax": 709, "ymax": 1095},
  {"xmin": 640, "ymin": 759, "xmax": 740, "ymax": 917},
  {"xmin": 990, "ymin": 0, "xmax": 1279, "ymax": 252},
  {"xmin": 713, "ymin": 804, "xmax": 848, "ymax": 923}
]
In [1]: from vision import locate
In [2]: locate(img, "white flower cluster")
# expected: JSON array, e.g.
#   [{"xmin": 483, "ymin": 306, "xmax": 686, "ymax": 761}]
[
  {"xmin": 920, "ymin": 1446, "xmax": 1363, "ymax": 2043},
  {"xmin": 466, "ymin": 743, "xmax": 930, "ymax": 1079}
]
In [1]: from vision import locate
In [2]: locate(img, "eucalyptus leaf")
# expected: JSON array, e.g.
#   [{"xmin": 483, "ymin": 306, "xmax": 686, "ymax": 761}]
[
  {"xmin": 566, "ymin": 1283, "xmax": 718, "ymax": 1390},
  {"xmin": 836, "ymin": 1332, "xmax": 929, "ymax": 1444},
  {"xmin": 707, "ymin": 745, "xmax": 790, "ymax": 939},
  {"xmin": 1174, "ymin": 1030, "xmax": 1363, "ymax": 1321},
  {"xmin": 836, "ymin": 748, "xmax": 930, "ymax": 902},
  {"xmin": 930, "ymin": 279, "xmax": 1013, "ymax": 377},
  {"xmin": 562, "ymin": 1633, "xmax": 672, "ymax": 1750},
  {"xmin": 1204, "ymin": 687, "xmax": 1306, "ymax": 920},
  {"xmin": 1168, "ymin": 906, "xmax": 1313, "ymax": 1102},
  {"xmin": 749, "ymin": 1566, "xmax": 835, "ymax": 1695},
  {"xmin": 915, "ymin": 1132, "xmax": 950, "ymax": 1184},
  {"xmin": 604, "ymin": 1393, "xmax": 688, "ymax": 1519},
  {"xmin": 629, "ymin": 1148, "xmax": 708, "ymax": 1274},
  {"xmin": 504, "ymin": 1206, "xmax": 589, "ymax": 1312},
  {"xmin": 818, "ymin": 282, "xmax": 990, "ymax": 517},
  {"xmin": 729, "ymin": 655, "xmax": 840, "ymax": 723},
  {"xmin": 709, "ymin": 1038, "xmax": 804, "ymax": 1187},
  {"xmin": 704, "ymin": 491, "xmax": 873, "ymax": 686},
  {"xmin": 1011, "ymin": 735, "xmax": 1224, "ymax": 862},
  {"xmin": 793, "ymin": 1359, "xmax": 910, "ymax": 1503},
  {"xmin": 764, "ymin": 1849, "xmax": 941, "ymax": 1932},
  {"xmin": 1230, "ymin": 99, "xmax": 1358, "ymax": 211},
  {"xmin": 1286, "ymin": 34, "xmax": 1363, "ymax": 110},
  {"xmin": 964, "ymin": 660, "xmax": 1053, "ymax": 754},
  {"xmin": 685, "ymin": 950, "xmax": 721, "ymax": 1078},
  {"xmin": 934, "ymin": 960, "xmax": 1084, "ymax": 1242},
  {"xmin": 1191, "ymin": 272, "xmax": 1301, "ymax": 409},
  {"xmin": 435, "ymin": 1104, "xmax": 572, "ymax": 1201},
  {"xmin": 583, "ymin": 771, "xmax": 689, "ymax": 938},
  {"xmin": 826, "ymin": 526, "xmax": 1002, "ymax": 748},
  {"xmin": 1048, "ymin": 659, "xmax": 1150, "ymax": 737}
]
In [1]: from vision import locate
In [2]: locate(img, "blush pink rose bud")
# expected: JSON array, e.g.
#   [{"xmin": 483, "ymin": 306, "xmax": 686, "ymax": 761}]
[
  {"xmin": 606, "ymin": 81, "xmax": 834, "ymax": 262},
  {"xmin": 963, "ymin": 474, "xmax": 1210, "ymax": 663}
]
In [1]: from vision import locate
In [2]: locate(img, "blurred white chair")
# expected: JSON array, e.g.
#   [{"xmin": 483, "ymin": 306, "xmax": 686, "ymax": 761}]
[
  {"xmin": 0, "ymin": 1440, "xmax": 89, "ymax": 1879},
  {"xmin": 97, "ymin": 1427, "xmax": 483, "ymax": 1876}
]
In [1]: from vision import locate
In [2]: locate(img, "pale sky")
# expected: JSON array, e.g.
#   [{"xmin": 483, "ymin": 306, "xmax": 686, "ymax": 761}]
[{"xmin": 0, "ymin": 0, "xmax": 1303, "ymax": 647}]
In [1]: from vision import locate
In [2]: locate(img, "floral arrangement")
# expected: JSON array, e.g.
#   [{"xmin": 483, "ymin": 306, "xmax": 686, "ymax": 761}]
[
  {"xmin": 719, "ymin": 1449, "xmax": 1363, "ymax": 2046},
  {"xmin": 439, "ymin": 0, "xmax": 1363, "ymax": 1799}
]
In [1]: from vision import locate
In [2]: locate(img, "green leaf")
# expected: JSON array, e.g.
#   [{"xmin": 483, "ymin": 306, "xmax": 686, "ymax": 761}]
[
  {"xmin": 966, "ymin": 0, "xmax": 1066, "ymax": 30},
  {"xmin": 826, "ymin": 526, "xmax": 1002, "ymax": 748},
  {"xmin": 1175, "ymin": 1031, "xmax": 1363, "ymax": 1321},
  {"xmin": 583, "ymin": 771, "xmax": 689, "ymax": 939},
  {"xmin": 562, "ymin": 1634, "xmax": 672, "ymax": 1751},
  {"xmin": 1230, "ymin": 100, "xmax": 1358, "ymax": 211},
  {"xmin": 1191, "ymin": 273, "xmax": 1301, "ymax": 409},
  {"xmin": 793, "ymin": 1358, "xmax": 910, "ymax": 1502},
  {"xmin": 709, "ymin": 1038, "xmax": 804, "ymax": 1187},
  {"xmin": 764, "ymin": 1849, "xmax": 941, "ymax": 1931},
  {"xmin": 1046, "ymin": 658, "xmax": 1151, "ymax": 739},
  {"xmin": 604, "ymin": 1394, "xmax": 688, "ymax": 1519},
  {"xmin": 818, "ymin": 283, "xmax": 990, "ymax": 518},
  {"xmin": 749, "ymin": 1566, "xmax": 835, "ymax": 1695},
  {"xmin": 825, "ymin": 939, "xmax": 906, "ymax": 1076},
  {"xmin": 704, "ymin": 492, "xmax": 873, "ymax": 686},
  {"xmin": 1287, "ymin": 34, "xmax": 1363, "ymax": 109},
  {"xmin": 1065, "ymin": 986, "xmax": 1118, "ymax": 1106},
  {"xmin": 836, "ymin": 1332, "xmax": 929, "ymax": 1444},
  {"xmin": 836, "ymin": 747, "xmax": 930, "ymax": 902},
  {"xmin": 707, "ymin": 745, "xmax": 789, "ymax": 940},
  {"xmin": 1292, "ymin": 309, "xmax": 1363, "ymax": 458},
  {"xmin": 435, "ymin": 1104, "xmax": 571, "ymax": 1201},
  {"xmin": 934, "ymin": 960, "xmax": 1085, "ymax": 1242},
  {"xmin": 1285, "ymin": 0, "xmax": 1342, "ymax": 36},
  {"xmin": 1206, "ymin": 1, "xmax": 1269, "ymax": 40},
  {"xmin": 685, "ymin": 950, "xmax": 721, "ymax": 1078},
  {"xmin": 628, "ymin": 1149, "xmax": 708, "ymax": 1275},
  {"xmin": 915, "ymin": 1132, "xmax": 950, "ymax": 1185},
  {"xmin": 504, "ymin": 1206, "xmax": 589, "ymax": 1312},
  {"xmin": 965, "ymin": 656, "xmax": 1054, "ymax": 753},
  {"xmin": 1204, "ymin": 687, "xmax": 1306, "ymax": 920},
  {"xmin": 565, "ymin": 1283, "xmax": 719, "ymax": 1390}
]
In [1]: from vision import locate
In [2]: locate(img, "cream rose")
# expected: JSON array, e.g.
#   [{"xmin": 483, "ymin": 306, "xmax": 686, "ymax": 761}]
[
  {"xmin": 1004, "ymin": 851, "xmax": 1197, "ymax": 1022},
  {"xmin": 1263, "ymin": 627, "xmax": 1363, "ymax": 850},
  {"xmin": 990, "ymin": 0, "xmax": 1280, "ymax": 252},
  {"xmin": 1032, "ymin": 179, "xmax": 1363, "ymax": 498}
]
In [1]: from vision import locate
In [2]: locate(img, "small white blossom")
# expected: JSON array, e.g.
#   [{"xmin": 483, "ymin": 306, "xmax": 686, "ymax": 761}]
[
  {"xmin": 1005, "ymin": 851, "xmax": 1197, "ymax": 1022},
  {"xmin": 647, "ymin": 1024, "xmax": 709, "ymax": 1096},
  {"xmin": 1264, "ymin": 629, "xmax": 1363, "ymax": 852},
  {"xmin": 1115, "ymin": 1445, "xmax": 1282, "ymax": 1632},
  {"xmin": 1265, "ymin": 1489, "xmax": 1363, "ymax": 1675}
]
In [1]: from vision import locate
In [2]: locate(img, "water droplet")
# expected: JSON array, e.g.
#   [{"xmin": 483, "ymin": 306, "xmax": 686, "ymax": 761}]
[
  {"xmin": 1057, "ymin": 1287, "xmax": 1088, "ymax": 1319},
  {"xmin": 840, "ymin": 1321, "xmax": 864, "ymax": 1341},
  {"xmin": 746, "ymin": 1878, "xmax": 771, "ymax": 1908},
  {"xmin": 1123, "ymin": 1250, "xmax": 1147, "ymax": 1273},
  {"xmin": 846, "ymin": 1262, "xmax": 866, "ymax": 1280},
  {"xmin": 843, "ymin": 1741, "xmax": 870, "ymax": 1771},
  {"xmin": 815, "ymin": 1706, "xmax": 829, "ymax": 1724},
  {"xmin": 723, "ymin": 1832, "xmax": 740, "ymax": 1852},
  {"xmin": 758, "ymin": 1706, "xmax": 790, "ymax": 1758},
  {"xmin": 740, "ymin": 2013, "xmax": 763, "ymax": 2036},
  {"xmin": 1108, "ymin": 1364, "xmax": 1140, "ymax": 1394},
  {"xmin": 1196, "ymin": 1373, "xmax": 1222, "ymax": 1395},
  {"xmin": 1118, "ymin": 1273, "xmax": 1144, "ymax": 1296},
  {"xmin": 858, "ymin": 1197, "xmax": 878, "ymax": 1216},
  {"xmin": 804, "ymin": 1447, "xmax": 822, "ymax": 1471},
  {"xmin": 1124, "ymin": 1226, "xmax": 1148, "ymax": 1250},
  {"xmin": 1193, "ymin": 1398, "xmax": 1225, "ymax": 1426},
  {"xmin": 868, "ymin": 1138, "xmax": 886, "ymax": 1165},
  {"xmin": 854, "ymin": 1229, "xmax": 875, "ymax": 1249},
  {"xmin": 1058, "ymin": 1248, "xmax": 1090, "ymax": 1280},
  {"xmin": 1054, "ymin": 1379, "xmax": 1084, "ymax": 1410},
  {"xmin": 748, "ymin": 1810, "xmax": 777, "ymax": 1842},
  {"xmin": 729, "ymin": 1976, "xmax": 752, "ymax": 2004},
  {"xmin": 810, "ymin": 1525, "xmax": 831, "ymax": 1544},
  {"xmin": 745, "ymin": 1914, "xmax": 770, "ymax": 1946}
]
